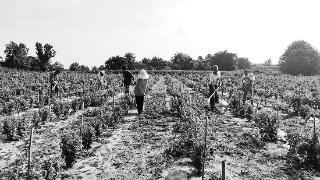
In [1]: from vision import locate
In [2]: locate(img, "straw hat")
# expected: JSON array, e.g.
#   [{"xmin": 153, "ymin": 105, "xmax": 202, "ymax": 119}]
[{"xmin": 138, "ymin": 69, "xmax": 149, "ymax": 79}]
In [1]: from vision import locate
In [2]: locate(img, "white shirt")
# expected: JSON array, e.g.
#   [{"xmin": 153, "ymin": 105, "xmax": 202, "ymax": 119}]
[{"xmin": 209, "ymin": 71, "xmax": 221, "ymax": 85}]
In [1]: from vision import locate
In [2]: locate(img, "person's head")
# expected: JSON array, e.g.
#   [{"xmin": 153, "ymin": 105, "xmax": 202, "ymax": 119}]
[
  {"xmin": 244, "ymin": 69, "xmax": 248, "ymax": 76},
  {"xmin": 138, "ymin": 69, "xmax": 149, "ymax": 80},
  {"xmin": 212, "ymin": 65, "xmax": 218, "ymax": 74}
]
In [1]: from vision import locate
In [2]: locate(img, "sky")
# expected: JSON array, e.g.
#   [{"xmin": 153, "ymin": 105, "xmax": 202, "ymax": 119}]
[{"xmin": 0, "ymin": 0, "xmax": 320, "ymax": 68}]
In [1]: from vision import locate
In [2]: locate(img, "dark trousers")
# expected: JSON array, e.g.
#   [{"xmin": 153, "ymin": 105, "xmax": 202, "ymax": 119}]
[
  {"xmin": 135, "ymin": 95, "xmax": 144, "ymax": 114},
  {"xmin": 209, "ymin": 84, "xmax": 219, "ymax": 109},
  {"xmin": 243, "ymin": 86, "xmax": 253, "ymax": 105}
]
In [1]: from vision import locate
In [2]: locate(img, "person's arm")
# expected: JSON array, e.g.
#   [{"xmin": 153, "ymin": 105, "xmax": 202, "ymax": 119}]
[{"xmin": 208, "ymin": 73, "xmax": 212, "ymax": 87}]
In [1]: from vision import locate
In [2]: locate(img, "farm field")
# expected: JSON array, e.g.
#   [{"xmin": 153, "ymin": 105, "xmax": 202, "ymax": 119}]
[{"xmin": 1, "ymin": 68, "xmax": 320, "ymax": 180}]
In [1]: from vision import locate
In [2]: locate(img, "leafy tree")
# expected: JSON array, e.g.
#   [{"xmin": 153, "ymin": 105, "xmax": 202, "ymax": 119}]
[
  {"xmin": 69, "ymin": 62, "xmax": 80, "ymax": 71},
  {"xmin": 105, "ymin": 53, "xmax": 136, "ymax": 70},
  {"xmin": 28, "ymin": 56, "xmax": 41, "ymax": 71},
  {"xmin": 91, "ymin": 66, "xmax": 98, "ymax": 73},
  {"xmin": 279, "ymin": 40, "xmax": 320, "ymax": 75},
  {"xmin": 195, "ymin": 55, "xmax": 208, "ymax": 70},
  {"xmin": 205, "ymin": 54, "xmax": 212, "ymax": 62},
  {"xmin": 209, "ymin": 50, "xmax": 238, "ymax": 71},
  {"xmin": 141, "ymin": 57, "xmax": 151, "ymax": 69},
  {"xmin": 151, "ymin": 57, "xmax": 167, "ymax": 70},
  {"xmin": 171, "ymin": 52, "xmax": 195, "ymax": 70},
  {"xmin": 79, "ymin": 65, "xmax": 90, "ymax": 72},
  {"xmin": 105, "ymin": 55, "xmax": 124, "ymax": 70},
  {"xmin": 264, "ymin": 58, "xmax": 272, "ymax": 66},
  {"xmin": 98, "ymin": 65, "xmax": 105, "ymax": 70},
  {"xmin": 141, "ymin": 57, "xmax": 167, "ymax": 70},
  {"xmin": 124, "ymin": 52, "xmax": 135, "ymax": 70},
  {"xmin": 3, "ymin": 41, "xmax": 29, "ymax": 69},
  {"xmin": 50, "ymin": 61, "xmax": 64, "ymax": 71},
  {"xmin": 237, "ymin": 57, "xmax": 252, "ymax": 69},
  {"xmin": 133, "ymin": 61, "xmax": 144, "ymax": 69},
  {"xmin": 35, "ymin": 42, "xmax": 56, "ymax": 71}
]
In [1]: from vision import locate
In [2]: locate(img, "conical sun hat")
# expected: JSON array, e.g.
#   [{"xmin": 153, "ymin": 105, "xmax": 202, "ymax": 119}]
[{"xmin": 138, "ymin": 69, "xmax": 149, "ymax": 79}]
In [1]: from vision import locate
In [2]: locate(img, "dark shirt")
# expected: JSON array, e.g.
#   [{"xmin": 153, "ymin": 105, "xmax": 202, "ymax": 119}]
[{"xmin": 123, "ymin": 70, "xmax": 134, "ymax": 86}]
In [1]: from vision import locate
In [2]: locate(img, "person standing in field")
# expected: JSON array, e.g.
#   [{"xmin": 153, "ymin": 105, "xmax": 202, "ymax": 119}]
[
  {"xmin": 134, "ymin": 69, "xmax": 149, "ymax": 117},
  {"xmin": 97, "ymin": 71, "xmax": 106, "ymax": 90},
  {"xmin": 208, "ymin": 65, "xmax": 221, "ymax": 111},
  {"xmin": 49, "ymin": 69, "xmax": 60, "ymax": 98},
  {"xmin": 122, "ymin": 65, "xmax": 134, "ymax": 94},
  {"xmin": 242, "ymin": 69, "xmax": 255, "ymax": 105}
]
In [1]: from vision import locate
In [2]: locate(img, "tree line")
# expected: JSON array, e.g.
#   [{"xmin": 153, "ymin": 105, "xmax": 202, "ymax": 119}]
[
  {"xmin": 103, "ymin": 51, "xmax": 252, "ymax": 71},
  {"xmin": 0, "ymin": 41, "xmax": 252, "ymax": 72},
  {"xmin": 1, "ymin": 40, "xmax": 319, "ymax": 75}
]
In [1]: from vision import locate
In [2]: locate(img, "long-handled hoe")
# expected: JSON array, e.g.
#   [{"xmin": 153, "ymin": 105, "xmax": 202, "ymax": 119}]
[{"xmin": 207, "ymin": 88, "xmax": 219, "ymax": 107}]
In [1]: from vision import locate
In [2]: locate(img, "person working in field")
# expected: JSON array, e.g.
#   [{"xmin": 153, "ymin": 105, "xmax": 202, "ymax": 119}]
[
  {"xmin": 242, "ymin": 69, "xmax": 255, "ymax": 105},
  {"xmin": 49, "ymin": 69, "xmax": 60, "ymax": 98},
  {"xmin": 122, "ymin": 65, "xmax": 134, "ymax": 94},
  {"xmin": 208, "ymin": 65, "xmax": 221, "ymax": 111},
  {"xmin": 134, "ymin": 69, "xmax": 149, "ymax": 117},
  {"xmin": 97, "ymin": 71, "xmax": 106, "ymax": 90}
]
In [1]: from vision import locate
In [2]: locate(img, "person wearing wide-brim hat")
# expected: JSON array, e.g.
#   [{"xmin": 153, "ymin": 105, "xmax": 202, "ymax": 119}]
[{"xmin": 134, "ymin": 69, "xmax": 149, "ymax": 116}]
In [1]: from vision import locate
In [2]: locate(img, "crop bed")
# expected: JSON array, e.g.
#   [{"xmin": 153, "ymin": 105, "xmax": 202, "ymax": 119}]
[{"xmin": 1, "ymin": 69, "xmax": 320, "ymax": 180}]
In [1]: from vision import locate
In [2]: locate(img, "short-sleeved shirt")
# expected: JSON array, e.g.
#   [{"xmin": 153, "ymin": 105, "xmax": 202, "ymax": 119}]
[{"xmin": 209, "ymin": 71, "xmax": 221, "ymax": 86}]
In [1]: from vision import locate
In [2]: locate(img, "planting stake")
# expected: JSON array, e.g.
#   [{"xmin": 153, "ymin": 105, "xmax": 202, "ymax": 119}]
[
  {"xmin": 38, "ymin": 90, "xmax": 40, "ymax": 104},
  {"xmin": 222, "ymin": 160, "xmax": 226, "ymax": 180},
  {"xmin": 113, "ymin": 91, "xmax": 115, "ymax": 112},
  {"xmin": 202, "ymin": 116, "xmax": 209, "ymax": 180},
  {"xmin": 27, "ymin": 126, "xmax": 33, "ymax": 179},
  {"xmin": 314, "ymin": 114, "xmax": 316, "ymax": 139},
  {"xmin": 265, "ymin": 83, "xmax": 267, "ymax": 106},
  {"xmin": 48, "ymin": 90, "xmax": 51, "ymax": 121}
]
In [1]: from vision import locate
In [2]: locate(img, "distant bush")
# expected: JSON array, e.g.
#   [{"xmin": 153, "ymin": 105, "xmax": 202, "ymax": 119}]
[
  {"xmin": 253, "ymin": 110, "xmax": 278, "ymax": 142},
  {"xmin": 60, "ymin": 132, "xmax": 81, "ymax": 168},
  {"xmin": 286, "ymin": 133, "xmax": 320, "ymax": 170},
  {"xmin": 2, "ymin": 117, "xmax": 26, "ymax": 141},
  {"xmin": 82, "ymin": 125, "xmax": 94, "ymax": 150},
  {"xmin": 52, "ymin": 101, "xmax": 70, "ymax": 118}
]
